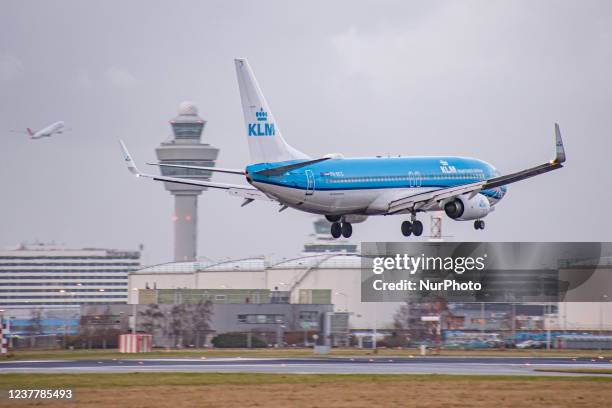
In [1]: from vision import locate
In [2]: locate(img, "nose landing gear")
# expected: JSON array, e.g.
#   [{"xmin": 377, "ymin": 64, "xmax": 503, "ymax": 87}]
[{"xmin": 474, "ymin": 220, "xmax": 485, "ymax": 230}]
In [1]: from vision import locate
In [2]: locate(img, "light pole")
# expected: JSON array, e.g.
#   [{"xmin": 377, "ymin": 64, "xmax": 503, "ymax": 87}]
[
  {"xmin": 0, "ymin": 308, "xmax": 7, "ymax": 355},
  {"xmin": 600, "ymin": 294, "xmax": 609, "ymax": 338},
  {"xmin": 372, "ymin": 303, "xmax": 378, "ymax": 350},
  {"xmin": 58, "ymin": 289, "xmax": 67, "ymax": 349},
  {"xmin": 480, "ymin": 302, "xmax": 485, "ymax": 334},
  {"xmin": 546, "ymin": 303, "xmax": 551, "ymax": 351},
  {"xmin": 132, "ymin": 288, "xmax": 139, "ymax": 335},
  {"xmin": 276, "ymin": 323, "xmax": 286, "ymax": 348}
]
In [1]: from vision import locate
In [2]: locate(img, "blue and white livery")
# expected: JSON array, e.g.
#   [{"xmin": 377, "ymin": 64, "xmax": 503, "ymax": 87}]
[{"xmin": 120, "ymin": 59, "xmax": 566, "ymax": 238}]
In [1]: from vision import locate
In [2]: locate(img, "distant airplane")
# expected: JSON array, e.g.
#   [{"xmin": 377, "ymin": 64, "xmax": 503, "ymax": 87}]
[
  {"xmin": 120, "ymin": 59, "xmax": 566, "ymax": 239},
  {"xmin": 11, "ymin": 121, "xmax": 67, "ymax": 139}
]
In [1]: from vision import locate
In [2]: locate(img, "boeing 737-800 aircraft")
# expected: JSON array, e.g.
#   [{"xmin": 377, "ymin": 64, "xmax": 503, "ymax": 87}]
[
  {"xmin": 11, "ymin": 121, "xmax": 67, "ymax": 139},
  {"xmin": 120, "ymin": 59, "xmax": 566, "ymax": 239}
]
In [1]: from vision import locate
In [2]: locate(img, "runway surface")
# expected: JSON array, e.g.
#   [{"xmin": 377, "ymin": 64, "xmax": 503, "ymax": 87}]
[{"xmin": 2, "ymin": 356, "xmax": 611, "ymax": 376}]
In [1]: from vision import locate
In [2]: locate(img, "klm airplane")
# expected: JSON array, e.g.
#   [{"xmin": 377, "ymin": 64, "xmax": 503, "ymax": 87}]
[{"xmin": 120, "ymin": 59, "xmax": 566, "ymax": 239}]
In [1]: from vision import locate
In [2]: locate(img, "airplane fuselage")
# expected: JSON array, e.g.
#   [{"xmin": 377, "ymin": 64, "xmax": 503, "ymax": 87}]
[
  {"xmin": 32, "ymin": 121, "xmax": 65, "ymax": 139},
  {"xmin": 246, "ymin": 156, "xmax": 507, "ymax": 215}
]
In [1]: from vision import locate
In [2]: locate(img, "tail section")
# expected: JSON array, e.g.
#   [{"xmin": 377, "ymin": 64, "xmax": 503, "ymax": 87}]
[
  {"xmin": 234, "ymin": 58, "xmax": 309, "ymax": 164},
  {"xmin": 26, "ymin": 128, "xmax": 34, "ymax": 136}
]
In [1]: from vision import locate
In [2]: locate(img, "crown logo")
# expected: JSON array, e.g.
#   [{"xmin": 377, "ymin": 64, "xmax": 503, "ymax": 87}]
[{"xmin": 256, "ymin": 107, "xmax": 268, "ymax": 122}]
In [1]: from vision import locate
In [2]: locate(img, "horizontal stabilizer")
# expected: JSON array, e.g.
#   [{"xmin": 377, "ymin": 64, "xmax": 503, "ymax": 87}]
[
  {"xmin": 119, "ymin": 140, "xmax": 273, "ymax": 202},
  {"xmin": 147, "ymin": 162, "xmax": 245, "ymax": 175}
]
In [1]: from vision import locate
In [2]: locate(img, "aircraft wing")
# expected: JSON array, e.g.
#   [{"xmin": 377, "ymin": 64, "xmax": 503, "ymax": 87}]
[
  {"xmin": 119, "ymin": 141, "xmax": 274, "ymax": 202},
  {"xmin": 146, "ymin": 162, "xmax": 245, "ymax": 175},
  {"xmin": 386, "ymin": 123, "xmax": 566, "ymax": 215}
]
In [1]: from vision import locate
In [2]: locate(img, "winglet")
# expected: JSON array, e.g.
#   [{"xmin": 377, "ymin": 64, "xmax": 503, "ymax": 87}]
[
  {"xmin": 553, "ymin": 123, "xmax": 566, "ymax": 164},
  {"xmin": 119, "ymin": 140, "xmax": 141, "ymax": 176}
]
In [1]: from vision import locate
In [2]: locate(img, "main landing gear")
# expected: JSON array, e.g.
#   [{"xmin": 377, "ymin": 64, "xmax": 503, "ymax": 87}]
[
  {"xmin": 474, "ymin": 220, "xmax": 485, "ymax": 230},
  {"xmin": 401, "ymin": 214, "xmax": 423, "ymax": 237},
  {"xmin": 330, "ymin": 221, "xmax": 352, "ymax": 239}
]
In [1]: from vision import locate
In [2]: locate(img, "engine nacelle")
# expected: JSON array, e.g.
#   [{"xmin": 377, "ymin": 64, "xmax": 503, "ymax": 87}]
[{"xmin": 444, "ymin": 194, "xmax": 490, "ymax": 221}]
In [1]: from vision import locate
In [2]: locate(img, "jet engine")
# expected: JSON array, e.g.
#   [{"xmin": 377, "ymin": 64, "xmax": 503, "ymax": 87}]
[{"xmin": 444, "ymin": 194, "xmax": 490, "ymax": 221}]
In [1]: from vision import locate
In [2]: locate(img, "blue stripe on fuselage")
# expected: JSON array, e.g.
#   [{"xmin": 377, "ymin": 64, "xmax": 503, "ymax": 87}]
[{"xmin": 247, "ymin": 156, "xmax": 505, "ymax": 195}]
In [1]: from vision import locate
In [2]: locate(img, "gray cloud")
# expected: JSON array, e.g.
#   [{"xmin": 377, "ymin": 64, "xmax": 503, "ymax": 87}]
[
  {"xmin": 0, "ymin": 53, "xmax": 23, "ymax": 81},
  {"xmin": 72, "ymin": 70, "xmax": 93, "ymax": 90},
  {"xmin": 106, "ymin": 66, "xmax": 137, "ymax": 89}
]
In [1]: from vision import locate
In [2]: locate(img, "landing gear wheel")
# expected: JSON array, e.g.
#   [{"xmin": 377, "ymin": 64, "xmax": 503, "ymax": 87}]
[
  {"xmin": 474, "ymin": 220, "xmax": 485, "ymax": 230},
  {"xmin": 331, "ymin": 222, "xmax": 342, "ymax": 238},
  {"xmin": 341, "ymin": 222, "xmax": 353, "ymax": 238},
  {"xmin": 401, "ymin": 221, "xmax": 412, "ymax": 237},
  {"xmin": 412, "ymin": 220, "xmax": 423, "ymax": 236}
]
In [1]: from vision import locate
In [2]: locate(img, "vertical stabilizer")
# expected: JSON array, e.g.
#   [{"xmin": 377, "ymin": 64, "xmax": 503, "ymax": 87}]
[{"xmin": 234, "ymin": 58, "xmax": 309, "ymax": 164}]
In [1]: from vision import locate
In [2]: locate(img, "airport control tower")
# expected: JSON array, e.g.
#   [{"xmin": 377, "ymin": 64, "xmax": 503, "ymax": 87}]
[{"xmin": 156, "ymin": 101, "xmax": 219, "ymax": 262}]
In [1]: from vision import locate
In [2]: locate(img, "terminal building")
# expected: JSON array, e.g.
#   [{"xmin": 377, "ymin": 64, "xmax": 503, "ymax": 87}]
[{"xmin": 0, "ymin": 243, "xmax": 140, "ymax": 307}]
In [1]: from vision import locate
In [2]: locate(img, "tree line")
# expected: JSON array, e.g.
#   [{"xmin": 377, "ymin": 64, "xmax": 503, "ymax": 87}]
[{"xmin": 139, "ymin": 300, "xmax": 213, "ymax": 348}]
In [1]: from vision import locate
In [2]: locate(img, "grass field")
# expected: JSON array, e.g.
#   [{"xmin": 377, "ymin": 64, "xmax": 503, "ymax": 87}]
[
  {"xmin": 1, "ymin": 373, "xmax": 611, "ymax": 408},
  {"xmin": 2, "ymin": 347, "xmax": 612, "ymax": 361}
]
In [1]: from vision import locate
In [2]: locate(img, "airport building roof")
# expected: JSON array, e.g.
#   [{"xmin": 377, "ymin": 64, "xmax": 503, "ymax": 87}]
[
  {"xmin": 134, "ymin": 257, "xmax": 265, "ymax": 274},
  {"xmin": 132, "ymin": 253, "xmax": 362, "ymax": 275},
  {"xmin": 269, "ymin": 253, "xmax": 362, "ymax": 269}
]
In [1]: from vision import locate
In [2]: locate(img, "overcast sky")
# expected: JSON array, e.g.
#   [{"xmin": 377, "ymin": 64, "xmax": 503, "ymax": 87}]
[{"xmin": 1, "ymin": 0, "xmax": 611, "ymax": 265}]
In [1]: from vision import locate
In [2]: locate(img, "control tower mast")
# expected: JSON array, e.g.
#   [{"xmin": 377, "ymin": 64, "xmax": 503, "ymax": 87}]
[{"xmin": 155, "ymin": 101, "xmax": 219, "ymax": 261}]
